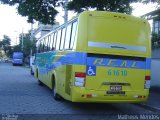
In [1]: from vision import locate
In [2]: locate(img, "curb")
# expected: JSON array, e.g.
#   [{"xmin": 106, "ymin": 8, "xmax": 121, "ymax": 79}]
[{"xmin": 23, "ymin": 65, "xmax": 30, "ymax": 68}]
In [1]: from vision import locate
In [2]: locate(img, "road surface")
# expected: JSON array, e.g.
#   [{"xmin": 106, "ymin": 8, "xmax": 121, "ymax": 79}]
[{"xmin": 0, "ymin": 62, "xmax": 159, "ymax": 120}]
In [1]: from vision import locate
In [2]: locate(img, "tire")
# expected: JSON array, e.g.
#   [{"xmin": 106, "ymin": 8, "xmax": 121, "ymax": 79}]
[
  {"xmin": 38, "ymin": 80, "xmax": 43, "ymax": 86},
  {"xmin": 52, "ymin": 80, "xmax": 61, "ymax": 101},
  {"xmin": 30, "ymin": 68, "xmax": 34, "ymax": 75},
  {"xmin": 36, "ymin": 69, "xmax": 38, "ymax": 78}
]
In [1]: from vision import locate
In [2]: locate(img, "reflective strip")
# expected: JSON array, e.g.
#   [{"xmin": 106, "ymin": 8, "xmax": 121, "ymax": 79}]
[{"xmin": 88, "ymin": 41, "xmax": 146, "ymax": 52}]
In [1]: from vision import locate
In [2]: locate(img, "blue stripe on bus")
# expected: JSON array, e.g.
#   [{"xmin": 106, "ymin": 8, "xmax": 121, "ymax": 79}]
[
  {"xmin": 37, "ymin": 52, "xmax": 87, "ymax": 74},
  {"xmin": 86, "ymin": 57, "xmax": 150, "ymax": 69},
  {"xmin": 36, "ymin": 52, "xmax": 151, "ymax": 74},
  {"xmin": 146, "ymin": 58, "xmax": 151, "ymax": 70}
]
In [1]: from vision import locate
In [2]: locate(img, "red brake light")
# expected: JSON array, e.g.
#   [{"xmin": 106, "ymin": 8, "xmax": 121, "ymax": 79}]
[
  {"xmin": 86, "ymin": 94, "xmax": 92, "ymax": 98},
  {"xmin": 75, "ymin": 72, "xmax": 86, "ymax": 78},
  {"xmin": 145, "ymin": 76, "xmax": 151, "ymax": 80}
]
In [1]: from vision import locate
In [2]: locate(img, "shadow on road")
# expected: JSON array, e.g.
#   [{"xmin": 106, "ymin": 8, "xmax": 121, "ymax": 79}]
[{"xmin": 150, "ymin": 86, "xmax": 160, "ymax": 93}]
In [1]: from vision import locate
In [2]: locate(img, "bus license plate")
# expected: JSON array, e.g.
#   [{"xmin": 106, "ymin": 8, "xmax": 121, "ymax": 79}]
[{"xmin": 110, "ymin": 86, "xmax": 122, "ymax": 91}]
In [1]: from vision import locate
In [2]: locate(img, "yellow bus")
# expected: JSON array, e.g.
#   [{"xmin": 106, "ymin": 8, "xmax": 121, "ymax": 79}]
[{"xmin": 35, "ymin": 11, "xmax": 151, "ymax": 103}]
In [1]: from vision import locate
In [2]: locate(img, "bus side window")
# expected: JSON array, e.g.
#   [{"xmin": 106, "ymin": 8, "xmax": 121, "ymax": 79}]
[
  {"xmin": 53, "ymin": 32, "xmax": 57, "ymax": 50},
  {"xmin": 47, "ymin": 35, "xmax": 51, "ymax": 51},
  {"xmin": 37, "ymin": 42, "xmax": 40, "ymax": 53},
  {"xmin": 38, "ymin": 42, "xmax": 40, "ymax": 53},
  {"xmin": 39, "ymin": 41, "xmax": 41, "ymax": 53},
  {"xmin": 50, "ymin": 33, "xmax": 54, "ymax": 51},
  {"xmin": 45, "ymin": 37, "xmax": 49, "ymax": 52},
  {"xmin": 72, "ymin": 21, "xmax": 78, "ymax": 50},
  {"xmin": 56, "ymin": 30, "xmax": 62, "ymax": 50},
  {"xmin": 43, "ymin": 38, "xmax": 46, "ymax": 52},
  {"xmin": 60, "ymin": 27, "xmax": 66, "ymax": 50},
  {"xmin": 41, "ymin": 39, "xmax": 45, "ymax": 52},
  {"xmin": 64, "ymin": 24, "xmax": 72, "ymax": 49},
  {"xmin": 70, "ymin": 21, "xmax": 78, "ymax": 49},
  {"xmin": 40, "ymin": 40, "xmax": 43, "ymax": 52}
]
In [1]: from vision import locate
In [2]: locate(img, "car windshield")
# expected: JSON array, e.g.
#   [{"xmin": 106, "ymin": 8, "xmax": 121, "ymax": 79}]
[{"xmin": 13, "ymin": 54, "xmax": 23, "ymax": 59}]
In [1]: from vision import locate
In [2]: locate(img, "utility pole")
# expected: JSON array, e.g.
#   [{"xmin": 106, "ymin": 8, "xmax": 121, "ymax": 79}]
[
  {"xmin": 57, "ymin": 0, "xmax": 68, "ymax": 23},
  {"xmin": 64, "ymin": 0, "xmax": 68, "ymax": 23},
  {"xmin": 21, "ymin": 29, "xmax": 24, "ymax": 52},
  {"xmin": 30, "ymin": 23, "xmax": 34, "ymax": 56}
]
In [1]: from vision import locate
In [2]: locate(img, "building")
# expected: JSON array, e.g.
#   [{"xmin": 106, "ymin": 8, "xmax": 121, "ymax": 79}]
[
  {"xmin": 142, "ymin": 9, "xmax": 160, "ymax": 35},
  {"xmin": 142, "ymin": 9, "xmax": 160, "ymax": 58},
  {"xmin": 34, "ymin": 22, "xmax": 59, "ymax": 39}
]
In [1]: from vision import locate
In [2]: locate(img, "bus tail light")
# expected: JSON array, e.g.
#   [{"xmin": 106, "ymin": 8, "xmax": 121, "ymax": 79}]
[
  {"xmin": 144, "ymin": 76, "xmax": 151, "ymax": 89},
  {"xmin": 75, "ymin": 72, "xmax": 86, "ymax": 87}
]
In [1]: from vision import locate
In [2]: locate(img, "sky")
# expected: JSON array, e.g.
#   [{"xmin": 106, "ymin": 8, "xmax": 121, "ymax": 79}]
[
  {"xmin": 0, "ymin": 5, "xmax": 38, "ymax": 45},
  {"xmin": 0, "ymin": 2, "xmax": 158, "ymax": 45},
  {"xmin": 131, "ymin": 2, "xmax": 157, "ymax": 16}
]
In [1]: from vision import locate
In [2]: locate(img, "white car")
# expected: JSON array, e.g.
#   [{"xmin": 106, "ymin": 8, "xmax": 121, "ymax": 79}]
[{"xmin": 4, "ymin": 58, "xmax": 9, "ymax": 63}]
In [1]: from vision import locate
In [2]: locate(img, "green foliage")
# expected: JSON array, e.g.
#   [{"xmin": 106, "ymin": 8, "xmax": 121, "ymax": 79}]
[
  {"xmin": 67, "ymin": 0, "xmax": 160, "ymax": 14},
  {"xmin": 0, "ymin": 40, "xmax": 2, "ymax": 48},
  {"xmin": 0, "ymin": 35, "xmax": 12, "ymax": 57},
  {"xmin": 10, "ymin": 31, "xmax": 37, "ymax": 60},
  {"xmin": 0, "ymin": 0, "xmax": 58, "ymax": 24},
  {"xmin": 152, "ymin": 32, "xmax": 160, "ymax": 49},
  {"xmin": 18, "ymin": 32, "xmax": 37, "ymax": 58},
  {"xmin": 0, "ymin": 0, "xmax": 160, "ymax": 24},
  {"xmin": 12, "ymin": 45, "xmax": 21, "ymax": 53},
  {"xmin": 0, "ymin": 50, "xmax": 5, "ymax": 58},
  {"xmin": 67, "ymin": 0, "xmax": 138, "ymax": 14},
  {"xmin": 0, "ymin": 51, "xmax": 2, "ymax": 58}
]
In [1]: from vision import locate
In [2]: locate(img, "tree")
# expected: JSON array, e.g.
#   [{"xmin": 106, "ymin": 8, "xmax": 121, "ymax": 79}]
[
  {"xmin": 0, "ymin": 51, "xmax": 3, "ymax": 58},
  {"xmin": 0, "ymin": 0, "xmax": 59, "ymax": 24},
  {"xmin": 151, "ymin": 32, "xmax": 160, "ymax": 49},
  {"xmin": 12, "ymin": 45, "xmax": 21, "ymax": 53},
  {"xmin": 67, "ymin": 0, "xmax": 160, "ymax": 14},
  {"xmin": 0, "ymin": 35, "xmax": 12, "ymax": 57},
  {"xmin": 18, "ymin": 32, "xmax": 37, "ymax": 58},
  {"xmin": 11, "ymin": 30, "xmax": 37, "ymax": 60},
  {"xmin": 0, "ymin": 40, "xmax": 2, "ymax": 48},
  {"xmin": 0, "ymin": 0, "xmax": 160, "ymax": 24}
]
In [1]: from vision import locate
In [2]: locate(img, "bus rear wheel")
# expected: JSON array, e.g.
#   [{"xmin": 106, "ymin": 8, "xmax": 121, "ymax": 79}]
[
  {"xmin": 38, "ymin": 80, "xmax": 43, "ymax": 86},
  {"xmin": 52, "ymin": 81, "xmax": 61, "ymax": 101},
  {"xmin": 30, "ymin": 68, "xmax": 34, "ymax": 75}
]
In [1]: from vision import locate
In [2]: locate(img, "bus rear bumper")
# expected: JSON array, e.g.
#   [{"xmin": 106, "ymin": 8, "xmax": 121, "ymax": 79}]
[{"xmin": 71, "ymin": 88, "xmax": 149, "ymax": 103}]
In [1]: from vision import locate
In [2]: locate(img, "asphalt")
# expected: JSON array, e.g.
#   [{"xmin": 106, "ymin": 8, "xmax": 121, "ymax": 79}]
[{"xmin": 0, "ymin": 61, "xmax": 160, "ymax": 120}]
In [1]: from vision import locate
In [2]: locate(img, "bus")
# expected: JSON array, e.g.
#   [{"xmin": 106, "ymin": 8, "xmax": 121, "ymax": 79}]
[
  {"xmin": 12, "ymin": 52, "xmax": 24, "ymax": 66},
  {"xmin": 34, "ymin": 11, "xmax": 151, "ymax": 103}
]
